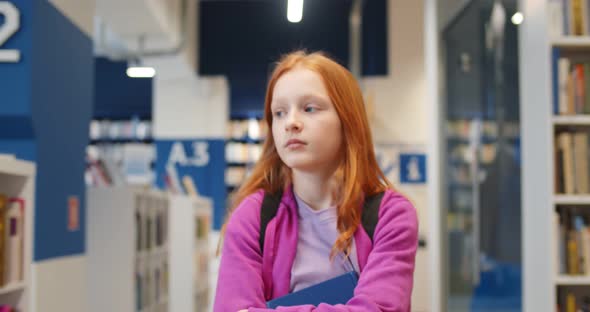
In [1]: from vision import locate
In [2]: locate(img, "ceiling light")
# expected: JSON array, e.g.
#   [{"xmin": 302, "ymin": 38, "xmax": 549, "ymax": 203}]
[
  {"xmin": 511, "ymin": 12, "xmax": 523, "ymax": 25},
  {"xmin": 126, "ymin": 67, "xmax": 156, "ymax": 78},
  {"xmin": 287, "ymin": 0, "xmax": 304, "ymax": 23}
]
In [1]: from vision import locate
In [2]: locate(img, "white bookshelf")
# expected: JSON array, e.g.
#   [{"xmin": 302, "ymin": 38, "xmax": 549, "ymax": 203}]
[
  {"xmin": 551, "ymin": 36, "xmax": 590, "ymax": 48},
  {"xmin": 0, "ymin": 157, "xmax": 34, "ymax": 312},
  {"xmin": 523, "ymin": 2, "xmax": 590, "ymax": 310},
  {"xmin": 168, "ymin": 194, "xmax": 212, "ymax": 312},
  {"xmin": 193, "ymin": 197, "xmax": 212, "ymax": 312},
  {"xmin": 87, "ymin": 186, "xmax": 169, "ymax": 312},
  {"xmin": 553, "ymin": 115, "xmax": 590, "ymax": 126},
  {"xmin": 556, "ymin": 275, "xmax": 590, "ymax": 286}
]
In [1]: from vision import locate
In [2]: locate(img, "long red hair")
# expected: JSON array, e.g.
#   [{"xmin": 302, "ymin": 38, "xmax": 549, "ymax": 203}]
[{"xmin": 223, "ymin": 50, "xmax": 392, "ymax": 257}]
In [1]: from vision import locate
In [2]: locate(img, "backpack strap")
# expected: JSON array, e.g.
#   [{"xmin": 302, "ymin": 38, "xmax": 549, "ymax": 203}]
[
  {"xmin": 361, "ymin": 192, "xmax": 385, "ymax": 243},
  {"xmin": 259, "ymin": 190, "xmax": 386, "ymax": 253},
  {"xmin": 259, "ymin": 190, "xmax": 283, "ymax": 253}
]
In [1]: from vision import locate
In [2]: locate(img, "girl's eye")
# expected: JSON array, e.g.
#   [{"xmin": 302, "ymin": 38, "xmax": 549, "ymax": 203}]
[
  {"xmin": 274, "ymin": 111, "xmax": 285, "ymax": 118},
  {"xmin": 304, "ymin": 106, "xmax": 316, "ymax": 113}
]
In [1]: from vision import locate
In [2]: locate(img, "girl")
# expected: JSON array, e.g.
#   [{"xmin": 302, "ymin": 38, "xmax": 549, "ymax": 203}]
[{"xmin": 214, "ymin": 51, "xmax": 418, "ymax": 312}]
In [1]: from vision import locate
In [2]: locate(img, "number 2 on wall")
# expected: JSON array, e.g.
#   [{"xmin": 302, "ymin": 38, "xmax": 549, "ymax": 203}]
[{"xmin": 0, "ymin": 1, "xmax": 21, "ymax": 62}]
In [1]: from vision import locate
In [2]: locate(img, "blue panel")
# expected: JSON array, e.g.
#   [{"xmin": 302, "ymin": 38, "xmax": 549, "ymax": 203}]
[
  {"xmin": 362, "ymin": 0, "xmax": 388, "ymax": 76},
  {"xmin": 399, "ymin": 153, "xmax": 427, "ymax": 184},
  {"xmin": 229, "ymin": 74, "xmax": 267, "ymax": 119},
  {"xmin": 0, "ymin": 140, "xmax": 35, "ymax": 162},
  {"xmin": 30, "ymin": 0, "xmax": 92, "ymax": 260},
  {"xmin": 0, "ymin": 0, "xmax": 33, "ymax": 116},
  {"xmin": 199, "ymin": 0, "xmax": 351, "ymax": 75},
  {"xmin": 94, "ymin": 57, "xmax": 153, "ymax": 119},
  {"xmin": 155, "ymin": 139, "xmax": 227, "ymax": 230},
  {"xmin": 198, "ymin": 0, "xmax": 388, "ymax": 77},
  {"xmin": 0, "ymin": 115, "xmax": 34, "ymax": 139}
]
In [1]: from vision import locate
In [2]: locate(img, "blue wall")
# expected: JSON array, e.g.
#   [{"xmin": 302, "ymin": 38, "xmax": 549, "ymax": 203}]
[
  {"xmin": 94, "ymin": 57, "xmax": 153, "ymax": 120},
  {"xmin": 0, "ymin": 0, "xmax": 92, "ymax": 261}
]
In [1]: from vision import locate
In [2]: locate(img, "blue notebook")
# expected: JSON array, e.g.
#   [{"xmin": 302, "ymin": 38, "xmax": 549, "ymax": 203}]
[{"xmin": 266, "ymin": 271, "xmax": 358, "ymax": 308}]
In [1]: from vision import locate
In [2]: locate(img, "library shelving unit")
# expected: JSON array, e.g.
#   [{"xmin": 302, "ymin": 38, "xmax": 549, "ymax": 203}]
[
  {"xmin": 0, "ymin": 157, "xmax": 34, "ymax": 312},
  {"xmin": 522, "ymin": 1, "xmax": 590, "ymax": 310},
  {"xmin": 87, "ymin": 186, "xmax": 169, "ymax": 312},
  {"xmin": 87, "ymin": 186, "xmax": 213, "ymax": 312},
  {"xmin": 544, "ymin": 0, "xmax": 590, "ymax": 311},
  {"xmin": 168, "ymin": 194, "xmax": 212, "ymax": 312},
  {"xmin": 225, "ymin": 116, "xmax": 266, "ymax": 193}
]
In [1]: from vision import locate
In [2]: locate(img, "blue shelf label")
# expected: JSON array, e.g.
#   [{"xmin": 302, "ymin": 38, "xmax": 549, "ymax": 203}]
[{"xmin": 399, "ymin": 153, "xmax": 427, "ymax": 184}]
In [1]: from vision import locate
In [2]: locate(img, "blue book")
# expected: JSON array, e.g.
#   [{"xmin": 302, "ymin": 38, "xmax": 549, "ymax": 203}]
[{"xmin": 266, "ymin": 271, "xmax": 358, "ymax": 308}]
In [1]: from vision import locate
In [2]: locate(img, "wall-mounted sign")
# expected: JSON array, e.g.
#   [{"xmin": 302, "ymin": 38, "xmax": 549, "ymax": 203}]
[{"xmin": 0, "ymin": 2, "xmax": 21, "ymax": 62}]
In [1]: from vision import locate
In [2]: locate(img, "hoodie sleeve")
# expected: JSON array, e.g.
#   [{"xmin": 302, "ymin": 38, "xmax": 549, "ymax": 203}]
[
  {"xmin": 213, "ymin": 193, "xmax": 269, "ymax": 312},
  {"xmin": 247, "ymin": 191, "xmax": 419, "ymax": 312}
]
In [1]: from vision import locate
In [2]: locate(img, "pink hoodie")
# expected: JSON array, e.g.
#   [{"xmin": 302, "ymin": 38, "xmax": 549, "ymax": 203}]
[{"xmin": 214, "ymin": 186, "xmax": 418, "ymax": 312}]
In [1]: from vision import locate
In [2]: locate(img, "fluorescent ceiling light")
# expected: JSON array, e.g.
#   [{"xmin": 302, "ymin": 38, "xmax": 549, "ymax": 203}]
[
  {"xmin": 126, "ymin": 67, "xmax": 156, "ymax": 78},
  {"xmin": 287, "ymin": 0, "xmax": 303, "ymax": 23},
  {"xmin": 511, "ymin": 12, "xmax": 523, "ymax": 25}
]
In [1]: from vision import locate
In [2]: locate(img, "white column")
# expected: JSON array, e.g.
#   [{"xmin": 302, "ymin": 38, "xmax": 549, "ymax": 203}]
[
  {"xmin": 518, "ymin": 0, "xmax": 553, "ymax": 311},
  {"xmin": 424, "ymin": 1, "xmax": 443, "ymax": 311}
]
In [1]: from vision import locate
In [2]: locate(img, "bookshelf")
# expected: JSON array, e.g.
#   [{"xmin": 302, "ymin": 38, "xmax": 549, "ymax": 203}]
[
  {"xmin": 225, "ymin": 117, "xmax": 266, "ymax": 192},
  {"xmin": 168, "ymin": 195, "xmax": 212, "ymax": 312},
  {"xmin": 87, "ymin": 187, "xmax": 212, "ymax": 312},
  {"xmin": 87, "ymin": 187, "xmax": 169, "ymax": 312},
  {"xmin": 0, "ymin": 157, "xmax": 34, "ymax": 312},
  {"xmin": 543, "ymin": 1, "xmax": 590, "ymax": 310}
]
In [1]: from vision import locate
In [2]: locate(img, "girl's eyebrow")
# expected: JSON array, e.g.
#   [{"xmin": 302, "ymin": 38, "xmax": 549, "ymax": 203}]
[{"xmin": 300, "ymin": 94, "xmax": 329, "ymax": 104}]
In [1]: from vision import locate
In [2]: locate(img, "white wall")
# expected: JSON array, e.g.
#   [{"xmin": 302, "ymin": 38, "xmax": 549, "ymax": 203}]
[
  {"xmin": 363, "ymin": 1, "xmax": 430, "ymax": 311},
  {"xmin": 147, "ymin": 55, "xmax": 229, "ymax": 139}
]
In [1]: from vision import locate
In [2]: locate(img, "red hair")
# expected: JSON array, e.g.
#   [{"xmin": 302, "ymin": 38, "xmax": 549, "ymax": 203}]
[{"xmin": 223, "ymin": 50, "xmax": 392, "ymax": 257}]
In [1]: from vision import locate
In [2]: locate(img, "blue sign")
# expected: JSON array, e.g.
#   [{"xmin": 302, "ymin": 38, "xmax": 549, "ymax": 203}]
[
  {"xmin": 155, "ymin": 139, "xmax": 227, "ymax": 229},
  {"xmin": 399, "ymin": 153, "xmax": 427, "ymax": 184}
]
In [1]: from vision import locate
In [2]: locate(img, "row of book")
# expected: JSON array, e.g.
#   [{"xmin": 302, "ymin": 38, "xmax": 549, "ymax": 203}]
[
  {"xmin": 548, "ymin": 0, "xmax": 590, "ymax": 37},
  {"xmin": 557, "ymin": 286, "xmax": 590, "ymax": 312},
  {"xmin": 446, "ymin": 120, "xmax": 519, "ymax": 139},
  {"xmin": 554, "ymin": 130, "xmax": 590, "ymax": 194},
  {"xmin": 554, "ymin": 53, "xmax": 590, "ymax": 115},
  {"xmin": 448, "ymin": 143, "xmax": 497, "ymax": 165},
  {"xmin": 227, "ymin": 119, "xmax": 267, "ymax": 141},
  {"xmin": 555, "ymin": 207, "xmax": 590, "ymax": 275},
  {"xmin": 226, "ymin": 142, "xmax": 263, "ymax": 164},
  {"xmin": 162, "ymin": 165, "xmax": 200, "ymax": 198},
  {"xmin": 89, "ymin": 119, "xmax": 152, "ymax": 141},
  {"xmin": 0, "ymin": 195, "xmax": 25, "ymax": 288},
  {"xmin": 195, "ymin": 214, "xmax": 210, "ymax": 242},
  {"xmin": 225, "ymin": 167, "xmax": 249, "ymax": 187},
  {"xmin": 135, "ymin": 195, "xmax": 168, "ymax": 253},
  {"xmin": 85, "ymin": 144, "xmax": 155, "ymax": 187},
  {"xmin": 136, "ymin": 256, "xmax": 169, "ymax": 312}
]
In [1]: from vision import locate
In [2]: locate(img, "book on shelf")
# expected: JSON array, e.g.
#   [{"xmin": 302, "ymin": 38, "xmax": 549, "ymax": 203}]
[
  {"xmin": 5, "ymin": 198, "xmax": 24, "ymax": 285},
  {"xmin": 555, "ymin": 129, "xmax": 590, "ymax": 195},
  {"xmin": 553, "ymin": 207, "xmax": 590, "ymax": 276},
  {"xmin": 549, "ymin": 0, "xmax": 590, "ymax": 37},
  {"xmin": 557, "ymin": 286, "xmax": 590, "ymax": 312},
  {"xmin": 553, "ymin": 48, "xmax": 590, "ymax": 115}
]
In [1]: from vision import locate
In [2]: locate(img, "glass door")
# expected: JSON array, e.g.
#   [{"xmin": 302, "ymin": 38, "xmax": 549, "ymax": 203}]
[{"xmin": 443, "ymin": 1, "xmax": 521, "ymax": 311}]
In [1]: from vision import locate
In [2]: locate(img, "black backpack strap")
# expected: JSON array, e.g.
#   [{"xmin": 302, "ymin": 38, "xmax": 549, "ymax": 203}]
[
  {"xmin": 259, "ymin": 190, "xmax": 284, "ymax": 253},
  {"xmin": 361, "ymin": 192, "xmax": 385, "ymax": 243}
]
